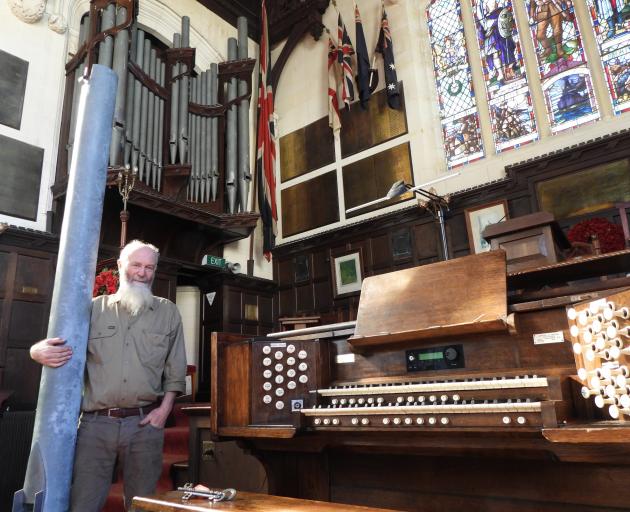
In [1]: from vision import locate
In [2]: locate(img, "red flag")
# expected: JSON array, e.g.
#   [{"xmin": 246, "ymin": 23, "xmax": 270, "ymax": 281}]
[
  {"xmin": 328, "ymin": 35, "xmax": 341, "ymax": 132},
  {"xmin": 337, "ymin": 12, "xmax": 355, "ymax": 109},
  {"xmin": 256, "ymin": 0, "xmax": 277, "ymax": 260}
]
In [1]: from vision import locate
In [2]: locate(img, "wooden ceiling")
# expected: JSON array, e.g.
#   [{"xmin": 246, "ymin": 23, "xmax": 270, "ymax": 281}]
[{"xmin": 195, "ymin": 0, "xmax": 330, "ymax": 46}]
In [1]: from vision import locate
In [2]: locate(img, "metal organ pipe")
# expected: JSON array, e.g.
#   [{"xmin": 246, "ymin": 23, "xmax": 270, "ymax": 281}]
[
  {"xmin": 178, "ymin": 16, "xmax": 190, "ymax": 163},
  {"xmin": 131, "ymin": 29, "xmax": 145, "ymax": 169},
  {"xmin": 226, "ymin": 37, "xmax": 238, "ymax": 213},
  {"xmin": 138, "ymin": 39, "xmax": 151, "ymax": 179},
  {"xmin": 124, "ymin": 24, "xmax": 137, "ymax": 166},
  {"xmin": 210, "ymin": 63, "xmax": 219, "ymax": 201},
  {"xmin": 200, "ymin": 70, "xmax": 208, "ymax": 202},
  {"xmin": 237, "ymin": 16, "xmax": 251, "ymax": 212},
  {"xmin": 170, "ymin": 32, "xmax": 181, "ymax": 165},
  {"xmin": 67, "ymin": 16, "xmax": 89, "ymax": 173},
  {"xmin": 98, "ymin": 3, "xmax": 115, "ymax": 68},
  {"xmin": 157, "ymin": 60, "xmax": 165, "ymax": 191},
  {"xmin": 110, "ymin": 5, "xmax": 129, "ymax": 166}
]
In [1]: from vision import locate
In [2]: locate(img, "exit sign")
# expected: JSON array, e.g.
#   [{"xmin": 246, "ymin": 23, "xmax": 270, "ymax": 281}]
[{"xmin": 202, "ymin": 255, "xmax": 226, "ymax": 268}]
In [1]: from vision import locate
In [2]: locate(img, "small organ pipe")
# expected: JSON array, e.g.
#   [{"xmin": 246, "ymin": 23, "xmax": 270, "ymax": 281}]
[
  {"xmin": 237, "ymin": 16, "xmax": 250, "ymax": 211},
  {"xmin": 98, "ymin": 3, "xmax": 115, "ymax": 68},
  {"xmin": 158, "ymin": 60, "xmax": 165, "ymax": 191},
  {"xmin": 109, "ymin": 5, "xmax": 129, "ymax": 166},
  {"xmin": 131, "ymin": 29, "xmax": 145, "ymax": 169},
  {"xmin": 178, "ymin": 16, "xmax": 190, "ymax": 163},
  {"xmin": 138, "ymin": 39, "xmax": 151, "ymax": 180},
  {"xmin": 210, "ymin": 63, "xmax": 218, "ymax": 201},
  {"xmin": 124, "ymin": 24, "xmax": 137, "ymax": 166}
]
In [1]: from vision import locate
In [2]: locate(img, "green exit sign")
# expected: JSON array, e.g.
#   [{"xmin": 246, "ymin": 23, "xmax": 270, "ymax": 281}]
[{"xmin": 202, "ymin": 255, "xmax": 226, "ymax": 268}]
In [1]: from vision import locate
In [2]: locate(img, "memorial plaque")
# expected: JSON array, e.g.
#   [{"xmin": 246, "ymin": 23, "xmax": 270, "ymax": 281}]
[
  {"xmin": 0, "ymin": 133, "xmax": 44, "ymax": 221},
  {"xmin": 0, "ymin": 50, "xmax": 28, "ymax": 130}
]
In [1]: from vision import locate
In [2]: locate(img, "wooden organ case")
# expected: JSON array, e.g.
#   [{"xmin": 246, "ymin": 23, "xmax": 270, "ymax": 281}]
[{"xmin": 210, "ymin": 251, "xmax": 630, "ymax": 511}]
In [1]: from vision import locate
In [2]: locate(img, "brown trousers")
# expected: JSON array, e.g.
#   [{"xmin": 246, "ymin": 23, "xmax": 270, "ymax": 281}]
[{"xmin": 70, "ymin": 412, "xmax": 164, "ymax": 511}]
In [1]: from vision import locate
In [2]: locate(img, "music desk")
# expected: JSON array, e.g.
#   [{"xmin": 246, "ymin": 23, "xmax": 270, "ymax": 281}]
[{"xmin": 131, "ymin": 490, "xmax": 396, "ymax": 512}]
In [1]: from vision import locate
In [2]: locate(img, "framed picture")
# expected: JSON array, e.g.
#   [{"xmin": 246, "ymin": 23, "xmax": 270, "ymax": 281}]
[
  {"xmin": 330, "ymin": 249, "xmax": 364, "ymax": 298},
  {"xmin": 464, "ymin": 199, "xmax": 509, "ymax": 254}
]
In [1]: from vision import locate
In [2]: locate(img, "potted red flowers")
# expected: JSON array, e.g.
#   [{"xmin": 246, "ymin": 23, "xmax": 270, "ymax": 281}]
[
  {"xmin": 567, "ymin": 217, "xmax": 625, "ymax": 254},
  {"xmin": 93, "ymin": 267, "xmax": 119, "ymax": 297}
]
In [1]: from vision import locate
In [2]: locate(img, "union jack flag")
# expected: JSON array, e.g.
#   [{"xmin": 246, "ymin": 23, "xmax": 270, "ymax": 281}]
[
  {"xmin": 337, "ymin": 12, "xmax": 355, "ymax": 109},
  {"xmin": 256, "ymin": 0, "xmax": 277, "ymax": 260},
  {"xmin": 328, "ymin": 35, "xmax": 341, "ymax": 132}
]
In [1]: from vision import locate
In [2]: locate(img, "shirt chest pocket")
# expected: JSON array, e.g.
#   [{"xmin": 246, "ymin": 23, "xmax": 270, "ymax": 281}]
[
  {"xmin": 87, "ymin": 325, "xmax": 119, "ymax": 365},
  {"xmin": 137, "ymin": 331, "xmax": 170, "ymax": 368}
]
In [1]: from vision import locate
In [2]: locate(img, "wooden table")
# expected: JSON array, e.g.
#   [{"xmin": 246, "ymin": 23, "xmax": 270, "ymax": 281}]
[{"xmin": 131, "ymin": 490, "xmax": 397, "ymax": 512}]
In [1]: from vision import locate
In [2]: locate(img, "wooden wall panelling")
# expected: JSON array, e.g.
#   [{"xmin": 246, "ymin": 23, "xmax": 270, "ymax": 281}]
[
  {"xmin": 278, "ymin": 288, "xmax": 296, "ymax": 318},
  {"xmin": 370, "ymin": 233, "xmax": 391, "ymax": 272},
  {"xmin": 295, "ymin": 284, "xmax": 314, "ymax": 314}
]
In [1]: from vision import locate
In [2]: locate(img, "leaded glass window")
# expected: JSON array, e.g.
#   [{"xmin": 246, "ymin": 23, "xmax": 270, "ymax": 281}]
[
  {"xmin": 427, "ymin": 0, "xmax": 484, "ymax": 167},
  {"xmin": 586, "ymin": 0, "xmax": 630, "ymax": 114},
  {"xmin": 526, "ymin": 0, "xmax": 600, "ymax": 131},
  {"xmin": 472, "ymin": 0, "xmax": 538, "ymax": 151}
]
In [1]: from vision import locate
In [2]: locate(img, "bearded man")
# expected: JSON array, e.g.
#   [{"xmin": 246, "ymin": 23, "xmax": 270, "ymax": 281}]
[{"xmin": 29, "ymin": 240, "xmax": 187, "ymax": 511}]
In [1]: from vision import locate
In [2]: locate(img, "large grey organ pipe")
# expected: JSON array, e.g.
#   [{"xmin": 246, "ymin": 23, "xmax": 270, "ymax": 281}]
[
  {"xmin": 67, "ymin": 17, "xmax": 89, "ymax": 172},
  {"xmin": 169, "ymin": 33, "xmax": 180, "ymax": 164},
  {"xmin": 15, "ymin": 64, "xmax": 117, "ymax": 512},
  {"xmin": 98, "ymin": 3, "xmax": 115, "ymax": 68},
  {"xmin": 131, "ymin": 29, "xmax": 145, "ymax": 169},
  {"xmin": 158, "ymin": 60, "xmax": 165, "ymax": 191},
  {"xmin": 110, "ymin": 6, "xmax": 129, "ymax": 166},
  {"xmin": 210, "ymin": 63, "xmax": 218, "ymax": 201},
  {"xmin": 151, "ymin": 58, "xmax": 162, "ymax": 189},
  {"xmin": 226, "ymin": 37, "xmax": 238, "ymax": 213},
  {"xmin": 188, "ymin": 77, "xmax": 197, "ymax": 200},
  {"xmin": 178, "ymin": 16, "xmax": 190, "ymax": 163},
  {"xmin": 237, "ymin": 16, "xmax": 251, "ymax": 212},
  {"xmin": 124, "ymin": 24, "xmax": 138, "ymax": 166},
  {"xmin": 138, "ymin": 39, "xmax": 151, "ymax": 180}
]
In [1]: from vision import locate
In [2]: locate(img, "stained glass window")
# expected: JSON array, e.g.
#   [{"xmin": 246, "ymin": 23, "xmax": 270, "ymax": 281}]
[
  {"xmin": 586, "ymin": 0, "xmax": 630, "ymax": 114},
  {"xmin": 526, "ymin": 0, "xmax": 599, "ymax": 132},
  {"xmin": 427, "ymin": 0, "xmax": 484, "ymax": 168},
  {"xmin": 472, "ymin": 0, "xmax": 538, "ymax": 151}
]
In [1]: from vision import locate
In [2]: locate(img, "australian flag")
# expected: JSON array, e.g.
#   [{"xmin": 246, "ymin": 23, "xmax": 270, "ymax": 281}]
[
  {"xmin": 375, "ymin": 7, "xmax": 400, "ymax": 109},
  {"xmin": 256, "ymin": 0, "xmax": 277, "ymax": 260},
  {"xmin": 337, "ymin": 12, "xmax": 355, "ymax": 109},
  {"xmin": 354, "ymin": 2, "xmax": 371, "ymax": 110}
]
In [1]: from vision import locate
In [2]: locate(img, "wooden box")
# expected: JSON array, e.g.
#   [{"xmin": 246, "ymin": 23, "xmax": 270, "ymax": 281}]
[{"xmin": 482, "ymin": 212, "xmax": 570, "ymax": 273}]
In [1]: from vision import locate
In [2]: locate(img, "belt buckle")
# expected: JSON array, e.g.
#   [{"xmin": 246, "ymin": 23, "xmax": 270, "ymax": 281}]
[{"xmin": 108, "ymin": 408, "xmax": 121, "ymax": 417}]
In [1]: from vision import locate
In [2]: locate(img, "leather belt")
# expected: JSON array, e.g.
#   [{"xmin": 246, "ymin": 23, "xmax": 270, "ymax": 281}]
[{"xmin": 88, "ymin": 402, "xmax": 159, "ymax": 418}]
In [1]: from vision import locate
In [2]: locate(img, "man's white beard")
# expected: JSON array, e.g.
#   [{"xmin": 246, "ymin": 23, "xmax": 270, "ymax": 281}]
[{"xmin": 118, "ymin": 274, "xmax": 153, "ymax": 316}]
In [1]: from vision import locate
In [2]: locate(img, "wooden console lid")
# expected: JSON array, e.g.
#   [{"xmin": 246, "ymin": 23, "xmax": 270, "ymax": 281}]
[{"xmin": 348, "ymin": 250, "xmax": 509, "ymax": 349}]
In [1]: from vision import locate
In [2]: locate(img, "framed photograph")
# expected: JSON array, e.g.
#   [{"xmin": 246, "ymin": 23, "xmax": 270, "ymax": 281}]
[
  {"xmin": 464, "ymin": 200, "xmax": 509, "ymax": 254},
  {"xmin": 330, "ymin": 249, "xmax": 364, "ymax": 298}
]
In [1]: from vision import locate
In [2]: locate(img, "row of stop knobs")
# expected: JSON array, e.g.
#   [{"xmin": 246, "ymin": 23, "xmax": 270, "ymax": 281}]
[{"xmin": 312, "ymin": 416, "xmax": 529, "ymax": 426}]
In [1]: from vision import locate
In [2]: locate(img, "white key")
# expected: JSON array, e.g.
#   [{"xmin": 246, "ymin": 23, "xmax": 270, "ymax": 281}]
[
  {"xmin": 275, "ymin": 401, "xmax": 284, "ymax": 410},
  {"xmin": 262, "ymin": 346, "xmax": 271, "ymax": 355},
  {"xmin": 287, "ymin": 381, "xmax": 296, "ymax": 390},
  {"xmin": 299, "ymin": 375, "xmax": 308, "ymax": 384},
  {"xmin": 263, "ymin": 369, "xmax": 272, "ymax": 379},
  {"xmin": 286, "ymin": 344, "xmax": 296, "ymax": 354},
  {"xmin": 263, "ymin": 358, "xmax": 271, "ymax": 367},
  {"xmin": 298, "ymin": 362, "xmax": 308, "ymax": 372},
  {"xmin": 298, "ymin": 350, "xmax": 308, "ymax": 360},
  {"xmin": 263, "ymin": 382, "xmax": 272, "ymax": 391},
  {"xmin": 274, "ymin": 351, "xmax": 284, "ymax": 360},
  {"xmin": 275, "ymin": 363, "xmax": 284, "ymax": 372},
  {"xmin": 263, "ymin": 395, "xmax": 272, "ymax": 404}
]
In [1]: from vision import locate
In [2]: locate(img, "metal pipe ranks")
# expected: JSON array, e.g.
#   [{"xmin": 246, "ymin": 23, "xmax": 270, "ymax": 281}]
[{"xmin": 64, "ymin": 5, "xmax": 254, "ymax": 211}]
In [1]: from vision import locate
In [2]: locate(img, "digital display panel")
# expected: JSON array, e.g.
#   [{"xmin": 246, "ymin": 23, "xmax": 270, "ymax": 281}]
[{"xmin": 418, "ymin": 351, "xmax": 443, "ymax": 361}]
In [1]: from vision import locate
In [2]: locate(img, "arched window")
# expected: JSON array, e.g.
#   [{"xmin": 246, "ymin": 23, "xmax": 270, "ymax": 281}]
[
  {"xmin": 472, "ymin": 0, "xmax": 538, "ymax": 152},
  {"xmin": 586, "ymin": 0, "xmax": 630, "ymax": 114},
  {"xmin": 427, "ymin": 0, "xmax": 484, "ymax": 168},
  {"xmin": 526, "ymin": 0, "xmax": 600, "ymax": 132}
]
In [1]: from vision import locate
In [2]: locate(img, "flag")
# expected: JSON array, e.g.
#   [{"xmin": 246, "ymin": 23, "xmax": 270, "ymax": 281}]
[
  {"xmin": 375, "ymin": 6, "xmax": 400, "ymax": 109},
  {"xmin": 328, "ymin": 35, "xmax": 341, "ymax": 132},
  {"xmin": 256, "ymin": 0, "xmax": 277, "ymax": 261},
  {"xmin": 354, "ymin": 2, "xmax": 371, "ymax": 109},
  {"xmin": 337, "ymin": 12, "xmax": 355, "ymax": 108}
]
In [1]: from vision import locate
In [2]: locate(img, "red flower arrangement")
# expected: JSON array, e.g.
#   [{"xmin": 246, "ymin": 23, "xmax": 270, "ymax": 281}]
[
  {"xmin": 567, "ymin": 217, "xmax": 625, "ymax": 254},
  {"xmin": 93, "ymin": 267, "xmax": 119, "ymax": 297}
]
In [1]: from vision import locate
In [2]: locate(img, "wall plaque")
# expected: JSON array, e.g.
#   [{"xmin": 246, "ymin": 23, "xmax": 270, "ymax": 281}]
[{"xmin": 0, "ymin": 49, "xmax": 29, "ymax": 130}]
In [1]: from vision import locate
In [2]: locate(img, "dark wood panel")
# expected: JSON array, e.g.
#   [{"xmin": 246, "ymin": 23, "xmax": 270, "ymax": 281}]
[
  {"xmin": 227, "ymin": 288, "xmax": 242, "ymax": 323},
  {"xmin": 4, "ymin": 348, "xmax": 42, "ymax": 408},
  {"xmin": 259, "ymin": 295, "xmax": 273, "ymax": 324},
  {"xmin": 15, "ymin": 255, "xmax": 53, "ymax": 298},
  {"xmin": 412, "ymin": 222, "xmax": 439, "ymax": 261},
  {"xmin": 370, "ymin": 234, "xmax": 390, "ymax": 270},
  {"xmin": 295, "ymin": 284, "xmax": 314, "ymax": 313},
  {"xmin": 312, "ymin": 251, "xmax": 329, "ymax": 281},
  {"xmin": 343, "ymin": 143, "xmax": 414, "ymax": 218},
  {"xmin": 278, "ymin": 288, "xmax": 295, "ymax": 318},
  {"xmin": 0, "ymin": 252, "xmax": 10, "ymax": 295},
  {"xmin": 340, "ymin": 84, "xmax": 408, "ymax": 158},
  {"xmin": 277, "ymin": 259, "xmax": 293, "ymax": 287},
  {"xmin": 8, "ymin": 301, "xmax": 48, "ymax": 349},
  {"xmin": 314, "ymin": 280, "xmax": 332, "ymax": 311},
  {"xmin": 281, "ymin": 172, "xmax": 339, "ymax": 237}
]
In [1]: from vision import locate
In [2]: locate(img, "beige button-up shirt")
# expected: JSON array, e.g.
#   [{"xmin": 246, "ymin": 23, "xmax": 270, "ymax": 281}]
[{"xmin": 82, "ymin": 294, "xmax": 187, "ymax": 411}]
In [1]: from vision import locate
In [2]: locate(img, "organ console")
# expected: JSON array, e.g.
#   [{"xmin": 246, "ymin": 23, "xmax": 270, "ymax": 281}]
[{"xmin": 208, "ymin": 249, "xmax": 630, "ymax": 510}]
